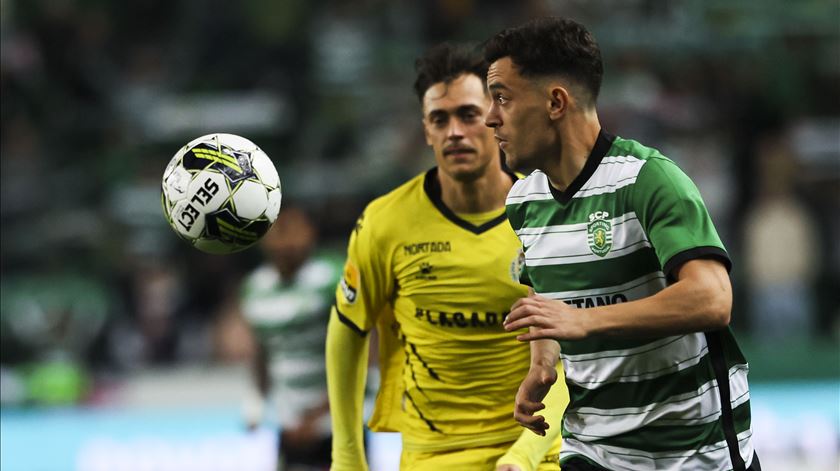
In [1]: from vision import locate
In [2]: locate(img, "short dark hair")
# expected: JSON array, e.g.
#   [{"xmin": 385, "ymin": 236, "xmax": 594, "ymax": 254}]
[
  {"xmin": 413, "ymin": 42, "xmax": 488, "ymax": 103},
  {"xmin": 484, "ymin": 17, "xmax": 603, "ymax": 106}
]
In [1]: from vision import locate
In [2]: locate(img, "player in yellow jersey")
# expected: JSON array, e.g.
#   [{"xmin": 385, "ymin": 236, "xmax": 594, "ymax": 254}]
[{"xmin": 326, "ymin": 43, "xmax": 568, "ymax": 471}]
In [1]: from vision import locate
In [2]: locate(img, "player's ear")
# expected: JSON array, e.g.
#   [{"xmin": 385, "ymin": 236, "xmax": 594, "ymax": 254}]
[{"xmin": 547, "ymin": 85, "xmax": 569, "ymax": 121}]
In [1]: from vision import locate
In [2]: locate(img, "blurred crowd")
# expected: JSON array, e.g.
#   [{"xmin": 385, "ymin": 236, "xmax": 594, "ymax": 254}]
[{"xmin": 1, "ymin": 0, "xmax": 838, "ymax": 406}]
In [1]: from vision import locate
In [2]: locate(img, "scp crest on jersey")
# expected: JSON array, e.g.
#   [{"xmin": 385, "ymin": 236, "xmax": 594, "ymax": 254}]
[{"xmin": 587, "ymin": 211, "xmax": 612, "ymax": 257}]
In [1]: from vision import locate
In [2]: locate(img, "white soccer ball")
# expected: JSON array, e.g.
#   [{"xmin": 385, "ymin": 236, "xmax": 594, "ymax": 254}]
[{"xmin": 161, "ymin": 133, "xmax": 282, "ymax": 254}]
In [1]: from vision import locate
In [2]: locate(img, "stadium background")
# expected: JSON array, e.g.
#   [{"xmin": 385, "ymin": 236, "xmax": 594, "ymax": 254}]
[{"xmin": 1, "ymin": 0, "xmax": 838, "ymax": 470}]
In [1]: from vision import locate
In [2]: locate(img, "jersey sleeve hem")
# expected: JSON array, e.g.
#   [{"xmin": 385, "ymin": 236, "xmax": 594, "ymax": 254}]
[
  {"xmin": 663, "ymin": 246, "xmax": 731, "ymax": 281},
  {"xmin": 335, "ymin": 303, "xmax": 369, "ymax": 337}
]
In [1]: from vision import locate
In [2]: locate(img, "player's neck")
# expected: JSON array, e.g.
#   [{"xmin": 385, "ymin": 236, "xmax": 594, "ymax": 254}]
[
  {"xmin": 439, "ymin": 167, "xmax": 511, "ymax": 214},
  {"xmin": 544, "ymin": 112, "xmax": 601, "ymax": 192}
]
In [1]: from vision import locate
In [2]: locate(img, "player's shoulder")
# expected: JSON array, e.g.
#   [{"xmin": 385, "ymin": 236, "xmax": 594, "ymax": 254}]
[
  {"xmin": 507, "ymin": 169, "xmax": 550, "ymax": 204},
  {"xmin": 360, "ymin": 171, "xmax": 427, "ymax": 225},
  {"xmin": 610, "ymin": 136, "xmax": 677, "ymax": 167},
  {"xmin": 609, "ymin": 136, "xmax": 699, "ymax": 200},
  {"xmin": 609, "ymin": 136, "xmax": 688, "ymax": 180}
]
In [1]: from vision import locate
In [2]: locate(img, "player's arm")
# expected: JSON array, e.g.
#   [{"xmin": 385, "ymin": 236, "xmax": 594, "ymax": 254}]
[
  {"xmin": 328, "ymin": 209, "xmax": 392, "ymax": 471},
  {"xmin": 513, "ymin": 336, "xmax": 561, "ymax": 434},
  {"xmin": 252, "ymin": 341, "xmax": 269, "ymax": 397},
  {"xmin": 326, "ymin": 306, "xmax": 370, "ymax": 471},
  {"xmin": 241, "ymin": 339, "xmax": 270, "ymax": 429},
  {"xmin": 498, "ymin": 288, "xmax": 567, "ymax": 470},
  {"xmin": 497, "ymin": 361, "xmax": 566, "ymax": 471},
  {"xmin": 504, "ymin": 257, "xmax": 731, "ymax": 340},
  {"xmin": 218, "ymin": 285, "xmax": 269, "ymax": 430}
]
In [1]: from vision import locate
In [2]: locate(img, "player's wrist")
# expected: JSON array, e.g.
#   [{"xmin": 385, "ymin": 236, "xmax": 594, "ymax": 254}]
[
  {"xmin": 528, "ymin": 360, "xmax": 556, "ymax": 373},
  {"xmin": 496, "ymin": 448, "xmax": 534, "ymax": 471},
  {"xmin": 580, "ymin": 306, "xmax": 611, "ymax": 337},
  {"xmin": 496, "ymin": 453, "xmax": 533, "ymax": 471},
  {"xmin": 529, "ymin": 338, "xmax": 560, "ymax": 369}
]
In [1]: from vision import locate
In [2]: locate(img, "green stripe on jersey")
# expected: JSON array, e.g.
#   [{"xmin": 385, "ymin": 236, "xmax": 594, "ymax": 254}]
[{"xmin": 286, "ymin": 375, "xmax": 329, "ymax": 389}]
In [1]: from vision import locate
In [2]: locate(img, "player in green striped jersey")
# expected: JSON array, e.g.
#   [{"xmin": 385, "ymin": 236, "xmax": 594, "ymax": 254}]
[
  {"xmin": 239, "ymin": 206, "xmax": 342, "ymax": 470},
  {"xmin": 483, "ymin": 18, "xmax": 760, "ymax": 471}
]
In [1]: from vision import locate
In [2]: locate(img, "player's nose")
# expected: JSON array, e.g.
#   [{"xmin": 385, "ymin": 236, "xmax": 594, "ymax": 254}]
[
  {"xmin": 447, "ymin": 119, "xmax": 466, "ymax": 138},
  {"xmin": 485, "ymin": 103, "xmax": 501, "ymax": 128}
]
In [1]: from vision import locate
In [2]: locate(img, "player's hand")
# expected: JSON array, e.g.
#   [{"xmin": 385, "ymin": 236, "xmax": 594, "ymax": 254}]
[
  {"xmin": 514, "ymin": 365, "xmax": 557, "ymax": 436},
  {"xmin": 504, "ymin": 294, "xmax": 589, "ymax": 341},
  {"xmin": 241, "ymin": 389, "xmax": 265, "ymax": 432},
  {"xmin": 496, "ymin": 465, "xmax": 522, "ymax": 471}
]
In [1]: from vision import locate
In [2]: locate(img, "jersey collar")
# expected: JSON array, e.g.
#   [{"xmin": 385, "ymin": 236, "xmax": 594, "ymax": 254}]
[
  {"xmin": 547, "ymin": 129, "xmax": 616, "ymax": 204},
  {"xmin": 423, "ymin": 167, "xmax": 516, "ymax": 235}
]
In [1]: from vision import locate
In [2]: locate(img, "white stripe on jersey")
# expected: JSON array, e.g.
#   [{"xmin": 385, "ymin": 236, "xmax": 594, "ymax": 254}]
[
  {"xmin": 243, "ymin": 292, "xmax": 329, "ymax": 325},
  {"xmin": 519, "ymin": 213, "xmax": 650, "ymax": 266},
  {"xmin": 574, "ymin": 155, "xmax": 646, "ymax": 199},
  {"xmin": 560, "ymin": 333, "xmax": 709, "ymax": 387},
  {"xmin": 271, "ymin": 355, "xmax": 328, "ymax": 378},
  {"xmin": 506, "ymin": 170, "xmax": 554, "ymax": 205}
]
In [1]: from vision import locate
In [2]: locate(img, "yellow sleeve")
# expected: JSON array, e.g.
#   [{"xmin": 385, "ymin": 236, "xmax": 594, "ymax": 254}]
[
  {"xmin": 326, "ymin": 307, "xmax": 371, "ymax": 471},
  {"xmin": 334, "ymin": 209, "xmax": 393, "ymax": 332},
  {"xmin": 495, "ymin": 365, "xmax": 569, "ymax": 471},
  {"xmin": 365, "ymin": 306, "xmax": 406, "ymax": 432},
  {"xmin": 329, "ymin": 207, "xmax": 395, "ymax": 470}
]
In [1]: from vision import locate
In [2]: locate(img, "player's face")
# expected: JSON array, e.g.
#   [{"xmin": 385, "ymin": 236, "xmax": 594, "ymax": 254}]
[
  {"xmin": 422, "ymin": 73, "xmax": 499, "ymax": 182},
  {"xmin": 261, "ymin": 208, "xmax": 315, "ymax": 277},
  {"xmin": 485, "ymin": 57, "xmax": 554, "ymax": 171}
]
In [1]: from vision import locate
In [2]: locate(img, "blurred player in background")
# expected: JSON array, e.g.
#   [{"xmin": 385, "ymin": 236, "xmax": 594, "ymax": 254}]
[
  {"xmin": 239, "ymin": 205, "xmax": 342, "ymax": 471},
  {"xmin": 327, "ymin": 43, "xmax": 568, "ymax": 471},
  {"xmin": 484, "ymin": 17, "xmax": 760, "ymax": 471}
]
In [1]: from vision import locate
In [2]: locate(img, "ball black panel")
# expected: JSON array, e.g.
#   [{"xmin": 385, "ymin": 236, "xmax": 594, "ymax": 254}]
[
  {"xmin": 205, "ymin": 207, "xmax": 271, "ymax": 248},
  {"xmin": 183, "ymin": 142, "xmax": 256, "ymax": 183},
  {"xmin": 181, "ymin": 144, "xmax": 213, "ymax": 171}
]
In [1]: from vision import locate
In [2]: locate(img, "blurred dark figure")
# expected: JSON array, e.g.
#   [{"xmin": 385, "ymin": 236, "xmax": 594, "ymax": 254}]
[{"xmin": 221, "ymin": 206, "xmax": 341, "ymax": 471}]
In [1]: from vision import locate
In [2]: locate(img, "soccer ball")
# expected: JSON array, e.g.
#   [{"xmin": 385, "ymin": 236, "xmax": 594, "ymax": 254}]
[{"xmin": 161, "ymin": 133, "xmax": 282, "ymax": 254}]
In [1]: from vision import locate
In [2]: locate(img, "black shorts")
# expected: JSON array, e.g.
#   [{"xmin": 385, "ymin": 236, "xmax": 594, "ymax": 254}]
[{"xmin": 279, "ymin": 431, "xmax": 331, "ymax": 467}]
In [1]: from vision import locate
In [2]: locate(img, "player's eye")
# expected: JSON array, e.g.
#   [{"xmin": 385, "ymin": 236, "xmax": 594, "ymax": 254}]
[
  {"xmin": 494, "ymin": 94, "xmax": 508, "ymax": 105},
  {"xmin": 431, "ymin": 116, "xmax": 447, "ymax": 127},
  {"xmin": 459, "ymin": 110, "xmax": 480, "ymax": 122}
]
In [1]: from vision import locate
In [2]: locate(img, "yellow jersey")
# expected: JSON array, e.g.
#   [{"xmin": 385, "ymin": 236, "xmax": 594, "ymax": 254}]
[{"xmin": 334, "ymin": 168, "xmax": 562, "ymax": 453}]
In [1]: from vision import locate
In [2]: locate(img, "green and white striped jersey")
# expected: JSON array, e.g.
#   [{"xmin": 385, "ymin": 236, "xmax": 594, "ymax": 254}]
[
  {"xmin": 505, "ymin": 132, "xmax": 755, "ymax": 471},
  {"xmin": 241, "ymin": 254, "xmax": 341, "ymax": 431}
]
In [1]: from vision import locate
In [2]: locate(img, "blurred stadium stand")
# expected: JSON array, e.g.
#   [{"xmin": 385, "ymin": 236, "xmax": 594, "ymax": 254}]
[{"xmin": 1, "ymin": 0, "xmax": 838, "ymax": 470}]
